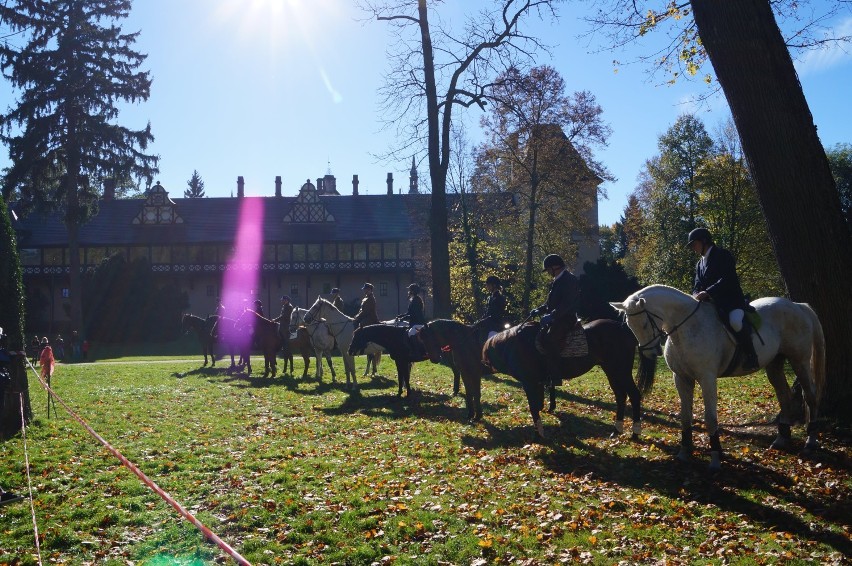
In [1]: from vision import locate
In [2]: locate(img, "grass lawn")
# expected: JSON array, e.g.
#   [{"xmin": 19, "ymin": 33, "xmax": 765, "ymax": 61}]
[{"xmin": 1, "ymin": 348, "xmax": 850, "ymax": 565}]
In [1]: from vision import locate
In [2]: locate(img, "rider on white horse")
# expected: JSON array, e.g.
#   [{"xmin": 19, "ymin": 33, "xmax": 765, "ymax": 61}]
[{"xmin": 687, "ymin": 228, "xmax": 759, "ymax": 371}]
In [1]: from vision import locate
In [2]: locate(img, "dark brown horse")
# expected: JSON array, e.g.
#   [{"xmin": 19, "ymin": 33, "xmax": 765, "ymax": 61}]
[
  {"xmin": 419, "ymin": 319, "xmax": 655, "ymax": 439},
  {"xmin": 235, "ymin": 310, "xmax": 281, "ymax": 377},
  {"xmin": 348, "ymin": 324, "xmax": 421, "ymax": 397},
  {"xmin": 182, "ymin": 314, "xmax": 217, "ymax": 366}
]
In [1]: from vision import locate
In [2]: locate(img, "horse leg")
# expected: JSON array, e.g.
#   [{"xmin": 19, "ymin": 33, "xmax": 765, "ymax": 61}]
[
  {"xmin": 453, "ymin": 367, "xmax": 461, "ymax": 396},
  {"xmin": 302, "ymin": 353, "xmax": 310, "ymax": 378},
  {"xmin": 345, "ymin": 354, "xmax": 357, "ymax": 391},
  {"xmin": 325, "ymin": 354, "xmax": 336, "ymax": 383},
  {"xmin": 696, "ymin": 376, "xmax": 722, "ymax": 471},
  {"xmin": 765, "ymin": 356, "xmax": 796, "ymax": 451},
  {"xmin": 674, "ymin": 373, "xmax": 695, "ymax": 462},
  {"xmin": 394, "ymin": 360, "xmax": 406, "ymax": 397},
  {"xmin": 787, "ymin": 357, "xmax": 821, "ymax": 454}
]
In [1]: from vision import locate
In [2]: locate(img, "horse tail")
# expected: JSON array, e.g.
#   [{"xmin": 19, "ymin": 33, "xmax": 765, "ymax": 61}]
[
  {"xmin": 636, "ymin": 352, "xmax": 657, "ymax": 397},
  {"xmin": 800, "ymin": 303, "xmax": 826, "ymax": 405}
]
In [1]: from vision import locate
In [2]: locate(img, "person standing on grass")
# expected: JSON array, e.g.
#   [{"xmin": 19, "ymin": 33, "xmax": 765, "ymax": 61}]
[{"xmin": 39, "ymin": 337, "xmax": 55, "ymax": 381}]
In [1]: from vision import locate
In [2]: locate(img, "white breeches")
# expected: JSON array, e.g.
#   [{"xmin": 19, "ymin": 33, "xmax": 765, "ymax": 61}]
[
  {"xmin": 408, "ymin": 324, "xmax": 424, "ymax": 337},
  {"xmin": 729, "ymin": 308, "xmax": 744, "ymax": 332}
]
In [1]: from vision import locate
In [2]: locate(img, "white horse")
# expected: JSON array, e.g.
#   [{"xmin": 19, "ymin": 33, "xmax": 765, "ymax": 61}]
[
  {"xmin": 289, "ymin": 307, "xmax": 336, "ymax": 382},
  {"xmin": 611, "ymin": 284, "xmax": 824, "ymax": 471},
  {"xmin": 304, "ymin": 297, "xmax": 358, "ymax": 390}
]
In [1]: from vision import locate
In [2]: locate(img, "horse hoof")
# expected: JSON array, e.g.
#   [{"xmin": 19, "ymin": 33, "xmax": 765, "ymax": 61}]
[
  {"xmin": 630, "ymin": 433, "xmax": 641, "ymax": 442},
  {"xmin": 770, "ymin": 436, "xmax": 790, "ymax": 451},
  {"xmin": 676, "ymin": 449, "xmax": 692, "ymax": 463},
  {"xmin": 708, "ymin": 451, "xmax": 722, "ymax": 472}
]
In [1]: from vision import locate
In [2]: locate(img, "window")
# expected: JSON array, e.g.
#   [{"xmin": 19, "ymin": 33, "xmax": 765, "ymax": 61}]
[
  {"xmin": 262, "ymin": 244, "xmax": 276, "ymax": 262},
  {"xmin": 61, "ymin": 288, "xmax": 70, "ymax": 298},
  {"xmin": 380, "ymin": 282, "xmax": 388, "ymax": 297},
  {"xmin": 277, "ymin": 244, "xmax": 291, "ymax": 261},
  {"xmin": 383, "ymin": 242, "xmax": 397, "ymax": 260},
  {"xmin": 129, "ymin": 246, "xmax": 149, "ymax": 262},
  {"xmin": 323, "ymin": 243, "xmax": 337, "ymax": 261},
  {"xmin": 218, "ymin": 245, "xmax": 234, "ymax": 262},
  {"xmin": 398, "ymin": 241, "xmax": 412, "ymax": 259},
  {"xmin": 307, "ymin": 244, "xmax": 321, "ymax": 261},
  {"xmin": 292, "ymin": 244, "xmax": 306, "ymax": 261},
  {"xmin": 290, "ymin": 283, "xmax": 299, "ymax": 297},
  {"xmin": 151, "ymin": 246, "xmax": 170, "ymax": 264},
  {"xmin": 206, "ymin": 285, "xmax": 215, "ymax": 297},
  {"xmin": 19, "ymin": 249, "xmax": 40, "ymax": 266},
  {"xmin": 369, "ymin": 243, "xmax": 382, "ymax": 260},
  {"xmin": 322, "ymin": 282, "xmax": 331, "ymax": 294},
  {"xmin": 44, "ymin": 248, "xmax": 64, "ymax": 265},
  {"xmin": 86, "ymin": 247, "xmax": 107, "ymax": 265},
  {"xmin": 172, "ymin": 246, "xmax": 188, "ymax": 263},
  {"xmin": 353, "ymin": 243, "xmax": 367, "ymax": 261},
  {"xmin": 338, "ymin": 243, "xmax": 352, "ymax": 261}
]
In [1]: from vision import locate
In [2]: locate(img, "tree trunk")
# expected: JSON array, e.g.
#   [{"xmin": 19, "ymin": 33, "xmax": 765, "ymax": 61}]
[
  {"xmin": 691, "ymin": 0, "xmax": 852, "ymax": 421},
  {"xmin": 522, "ymin": 180, "xmax": 540, "ymax": 314},
  {"xmin": 418, "ymin": 0, "xmax": 452, "ymax": 318}
]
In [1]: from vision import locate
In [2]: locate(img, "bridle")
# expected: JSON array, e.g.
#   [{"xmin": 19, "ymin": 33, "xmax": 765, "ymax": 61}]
[
  {"xmin": 304, "ymin": 301, "xmax": 352, "ymax": 339},
  {"xmin": 626, "ymin": 300, "xmax": 702, "ymax": 354}
]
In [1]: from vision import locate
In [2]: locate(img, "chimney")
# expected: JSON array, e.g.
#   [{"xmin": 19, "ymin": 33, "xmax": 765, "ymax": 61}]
[
  {"xmin": 386, "ymin": 172, "xmax": 393, "ymax": 195},
  {"xmin": 352, "ymin": 174, "xmax": 359, "ymax": 196},
  {"xmin": 237, "ymin": 176, "xmax": 245, "ymax": 198},
  {"xmin": 323, "ymin": 174, "xmax": 338, "ymax": 195},
  {"xmin": 317, "ymin": 177, "xmax": 325, "ymax": 194},
  {"xmin": 103, "ymin": 178, "xmax": 116, "ymax": 201},
  {"xmin": 275, "ymin": 176, "xmax": 282, "ymax": 197}
]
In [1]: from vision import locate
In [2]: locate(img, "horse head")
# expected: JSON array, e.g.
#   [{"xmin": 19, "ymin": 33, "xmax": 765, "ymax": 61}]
[
  {"xmin": 304, "ymin": 297, "xmax": 324, "ymax": 324},
  {"xmin": 416, "ymin": 324, "xmax": 444, "ymax": 364}
]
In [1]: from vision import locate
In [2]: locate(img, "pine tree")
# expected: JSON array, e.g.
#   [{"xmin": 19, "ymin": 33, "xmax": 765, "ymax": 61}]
[
  {"xmin": 184, "ymin": 170, "xmax": 206, "ymax": 198},
  {"xmin": 0, "ymin": 0, "xmax": 159, "ymax": 333}
]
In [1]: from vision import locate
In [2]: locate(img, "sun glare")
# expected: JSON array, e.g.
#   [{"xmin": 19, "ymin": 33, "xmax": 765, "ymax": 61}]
[{"xmin": 210, "ymin": 0, "xmax": 341, "ymax": 47}]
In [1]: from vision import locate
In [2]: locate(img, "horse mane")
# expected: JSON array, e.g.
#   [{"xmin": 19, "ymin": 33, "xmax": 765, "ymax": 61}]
[{"xmin": 628, "ymin": 284, "xmax": 694, "ymax": 308}]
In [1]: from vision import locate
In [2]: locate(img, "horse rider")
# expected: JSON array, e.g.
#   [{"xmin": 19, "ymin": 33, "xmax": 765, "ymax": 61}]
[
  {"xmin": 274, "ymin": 295, "xmax": 294, "ymax": 327},
  {"xmin": 353, "ymin": 283, "xmax": 379, "ymax": 329},
  {"xmin": 474, "ymin": 275, "xmax": 507, "ymax": 344},
  {"xmin": 330, "ymin": 288, "xmax": 345, "ymax": 312},
  {"xmin": 397, "ymin": 283, "xmax": 426, "ymax": 335},
  {"xmin": 687, "ymin": 227, "xmax": 759, "ymax": 370},
  {"xmin": 530, "ymin": 254, "xmax": 580, "ymax": 387}
]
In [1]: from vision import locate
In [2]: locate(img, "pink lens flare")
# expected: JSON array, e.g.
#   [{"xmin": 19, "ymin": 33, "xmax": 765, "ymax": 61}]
[{"xmin": 218, "ymin": 198, "xmax": 264, "ymax": 352}]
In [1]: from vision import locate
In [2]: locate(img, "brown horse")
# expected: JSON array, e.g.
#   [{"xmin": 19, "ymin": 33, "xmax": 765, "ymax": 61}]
[
  {"xmin": 235, "ymin": 310, "xmax": 281, "ymax": 377},
  {"xmin": 419, "ymin": 319, "xmax": 655, "ymax": 439},
  {"xmin": 280, "ymin": 325, "xmax": 336, "ymax": 379}
]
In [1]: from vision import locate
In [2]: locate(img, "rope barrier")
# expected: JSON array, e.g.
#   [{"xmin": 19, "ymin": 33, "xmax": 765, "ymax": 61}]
[
  {"xmin": 19, "ymin": 391, "xmax": 43, "ymax": 566},
  {"xmin": 21, "ymin": 357, "xmax": 252, "ymax": 565}
]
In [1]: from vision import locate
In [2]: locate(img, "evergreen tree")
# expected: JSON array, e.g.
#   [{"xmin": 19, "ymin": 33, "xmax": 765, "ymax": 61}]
[
  {"xmin": 184, "ymin": 170, "xmax": 206, "ymax": 198},
  {"xmin": 0, "ymin": 0, "xmax": 159, "ymax": 334},
  {"xmin": 826, "ymin": 143, "xmax": 852, "ymax": 226}
]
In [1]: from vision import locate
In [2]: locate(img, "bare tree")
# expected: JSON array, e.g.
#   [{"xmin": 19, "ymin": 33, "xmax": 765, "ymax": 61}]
[{"xmin": 361, "ymin": 0, "xmax": 562, "ymax": 317}]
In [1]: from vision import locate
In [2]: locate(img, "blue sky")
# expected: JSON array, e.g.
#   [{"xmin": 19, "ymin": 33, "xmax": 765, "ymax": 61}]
[{"xmin": 2, "ymin": 0, "xmax": 851, "ymax": 226}]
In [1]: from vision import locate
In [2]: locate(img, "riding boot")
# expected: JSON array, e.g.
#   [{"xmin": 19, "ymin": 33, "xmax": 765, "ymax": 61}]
[
  {"xmin": 545, "ymin": 354, "xmax": 563, "ymax": 387},
  {"xmin": 735, "ymin": 327, "xmax": 759, "ymax": 371}
]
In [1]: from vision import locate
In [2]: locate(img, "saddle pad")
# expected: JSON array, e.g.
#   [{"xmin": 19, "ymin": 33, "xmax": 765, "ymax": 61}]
[{"xmin": 535, "ymin": 325, "xmax": 588, "ymax": 357}]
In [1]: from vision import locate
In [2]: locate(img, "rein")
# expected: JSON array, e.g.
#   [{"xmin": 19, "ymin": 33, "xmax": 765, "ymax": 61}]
[{"xmin": 628, "ymin": 300, "xmax": 702, "ymax": 353}]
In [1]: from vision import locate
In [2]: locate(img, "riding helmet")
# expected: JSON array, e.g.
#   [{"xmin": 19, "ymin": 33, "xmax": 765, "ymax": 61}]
[
  {"xmin": 686, "ymin": 227, "xmax": 713, "ymax": 247},
  {"xmin": 485, "ymin": 275, "xmax": 501, "ymax": 287},
  {"xmin": 362, "ymin": 282, "xmax": 373, "ymax": 290},
  {"xmin": 331, "ymin": 288, "xmax": 340, "ymax": 294},
  {"xmin": 280, "ymin": 295, "xmax": 290, "ymax": 302},
  {"xmin": 407, "ymin": 283, "xmax": 421, "ymax": 294},
  {"xmin": 542, "ymin": 254, "xmax": 566, "ymax": 271}
]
